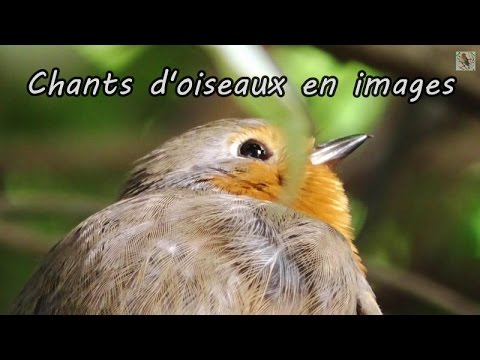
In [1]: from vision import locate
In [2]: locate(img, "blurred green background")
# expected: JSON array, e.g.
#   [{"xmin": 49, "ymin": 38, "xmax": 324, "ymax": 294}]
[{"xmin": 1, "ymin": 45, "xmax": 479, "ymax": 314}]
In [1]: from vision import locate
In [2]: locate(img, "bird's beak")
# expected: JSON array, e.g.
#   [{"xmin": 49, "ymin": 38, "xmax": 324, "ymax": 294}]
[{"xmin": 310, "ymin": 134, "xmax": 372, "ymax": 166}]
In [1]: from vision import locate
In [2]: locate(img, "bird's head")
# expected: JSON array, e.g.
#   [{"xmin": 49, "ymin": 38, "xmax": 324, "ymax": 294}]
[{"xmin": 121, "ymin": 118, "xmax": 370, "ymax": 247}]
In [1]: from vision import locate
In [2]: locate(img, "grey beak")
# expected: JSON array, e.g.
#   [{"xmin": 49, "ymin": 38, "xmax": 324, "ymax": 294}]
[{"xmin": 310, "ymin": 134, "xmax": 372, "ymax": 166}]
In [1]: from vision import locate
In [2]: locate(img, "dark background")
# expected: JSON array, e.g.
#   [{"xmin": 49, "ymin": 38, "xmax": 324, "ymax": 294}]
[{"xmin": 1, "ymin": 45, "xmax": 479, "ymax": 314}]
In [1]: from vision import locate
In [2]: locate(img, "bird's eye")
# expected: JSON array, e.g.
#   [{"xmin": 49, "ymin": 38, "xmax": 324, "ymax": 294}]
[{"xmin": 238, "ymin": 139, "xmax": 271, "ymax": 161}]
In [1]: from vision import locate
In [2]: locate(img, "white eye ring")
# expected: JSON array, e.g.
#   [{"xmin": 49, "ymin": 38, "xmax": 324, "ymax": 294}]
[{"xmin": 229, "ymin": 139, "xmax": 243, "ymax": 158}]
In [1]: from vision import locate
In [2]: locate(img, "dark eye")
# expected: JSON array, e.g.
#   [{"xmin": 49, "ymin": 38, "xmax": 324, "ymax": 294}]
[{"xmin": 238, "ymin": 139, "xmax": 271, "ymax": 161}]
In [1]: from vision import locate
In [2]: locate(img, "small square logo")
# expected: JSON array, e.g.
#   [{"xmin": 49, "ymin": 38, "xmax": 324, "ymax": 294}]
[{"xmin": 456, "ymin": 51, "xmax": 476, "ymax": 71}]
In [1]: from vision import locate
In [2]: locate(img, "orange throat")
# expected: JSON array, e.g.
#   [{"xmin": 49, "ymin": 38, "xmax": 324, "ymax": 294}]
[{"xmin": 211, "ymin": 162, "xmax": 354, "ymax": 243}]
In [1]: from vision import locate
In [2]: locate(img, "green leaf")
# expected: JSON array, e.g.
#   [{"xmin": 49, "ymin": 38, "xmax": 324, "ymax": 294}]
[{"xmin": 74, "ymin": 45, "xmax": 149, "ymax": 71}]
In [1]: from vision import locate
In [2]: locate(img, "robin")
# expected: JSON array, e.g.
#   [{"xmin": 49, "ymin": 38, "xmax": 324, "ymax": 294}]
[
  {"xmin": 11, "ymin": 118, "xmax": 381, "ymax": 315},
  {"xmin": 460, "ymin": 53, "xmax": 471, "ymax": 68}
]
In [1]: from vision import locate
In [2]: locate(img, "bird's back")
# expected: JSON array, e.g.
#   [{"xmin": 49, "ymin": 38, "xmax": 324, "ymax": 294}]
[{"xmin": 12, "ymin": 189, "xmax": 380, "ymax": 315}]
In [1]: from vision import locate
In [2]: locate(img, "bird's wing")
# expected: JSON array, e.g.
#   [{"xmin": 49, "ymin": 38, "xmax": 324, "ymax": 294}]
[{"xmin": 11, "ymin": 189, "xmax": 380, "ymax": 315}]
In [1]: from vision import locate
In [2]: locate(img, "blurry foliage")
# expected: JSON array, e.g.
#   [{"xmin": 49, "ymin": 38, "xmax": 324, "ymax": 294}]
[
  {"xmin": 271, "ymin": 46, "xmax": 389, "ymax": 140},
  {"xmin": 350, "ymin": 198, "xmax": 368, "ymax": 237},
  {"xmin": 75, "ymin": 45, "xmax": 149, "ymax": 71},
  {"xmin": 366, "ymin": 219, "xmax": 411, "ymax": 267},
  {"xmin": 0, "ymin": 45, "xmax": 479, "ymax": 314},
  {"xmin": 462, "ymin": 163, "xmax": 480, "ymax": 257}
]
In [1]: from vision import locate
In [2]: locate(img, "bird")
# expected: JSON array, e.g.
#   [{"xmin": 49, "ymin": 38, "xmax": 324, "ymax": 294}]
[
  {"xmin": 11, "ymin": 118, "xmax": 381, "ymax": 315},
  {"xmin": 460, "ymin": 52, "xmax": 471, "ymax": 68}
]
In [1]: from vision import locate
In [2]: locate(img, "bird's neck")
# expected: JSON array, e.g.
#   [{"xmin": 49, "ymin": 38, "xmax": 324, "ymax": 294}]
[{"xmin": 212, "ymin": 162, "xmax": 353, "ymax": 242}]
